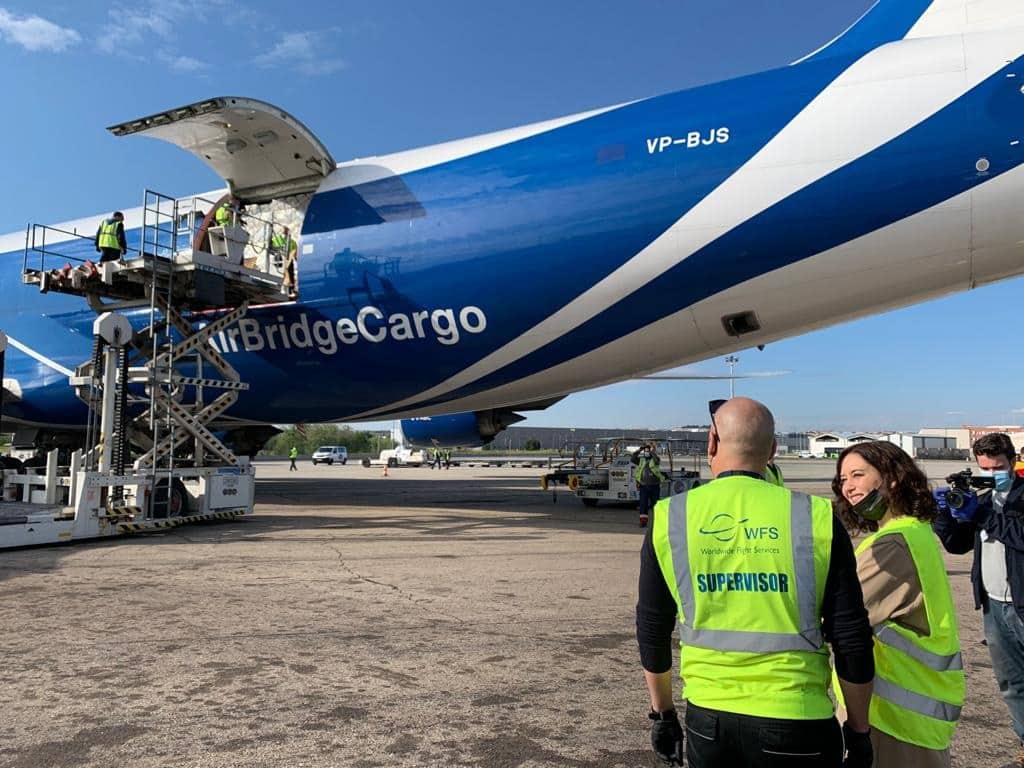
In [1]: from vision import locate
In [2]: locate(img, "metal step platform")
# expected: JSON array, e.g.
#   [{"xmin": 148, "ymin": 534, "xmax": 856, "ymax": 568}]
[{"xmin": 2, "ymin": 188, "xmax": 273, "ymax": 549}]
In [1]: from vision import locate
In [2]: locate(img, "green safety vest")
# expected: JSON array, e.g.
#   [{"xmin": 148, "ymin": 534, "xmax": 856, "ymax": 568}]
[
  {"xmin": 765, "ymin": 463, "xmax": 784, "ymax": 487},
  {"xmin": 98, "ymin": 218, "xmax": 121, "ymax": 250},
  {"xmin": 652, "ymin": 476, "xmax": 834, "ymax": 719},
  {"xmin": 289, "ymin": 447, "xmax": 298, "ymax": 459},
  {"xmin": 215, "ymin": 203, "xmax": 234, "ymax": 227},
  {"xmin": 271, "ymin": 232, "xmax": 297, "ymax": 253},
  {"xmin": 843, "ymin": 517, "xmax": 964, "ymax": 750},
  {"xmin": 635, "ymin": 456, "xmax": 666, "ymax": 485}
]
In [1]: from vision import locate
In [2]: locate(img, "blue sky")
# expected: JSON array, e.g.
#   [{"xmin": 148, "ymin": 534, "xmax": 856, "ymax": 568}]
[{"xmin": 2, "ymin": 1, "xmax": 1022, "ymax": 433}]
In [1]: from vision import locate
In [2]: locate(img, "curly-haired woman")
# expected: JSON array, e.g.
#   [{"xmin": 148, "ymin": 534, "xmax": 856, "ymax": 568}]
[{"xmin": 833, "ymin": 441, "xmax": 964, "ymax": 768}]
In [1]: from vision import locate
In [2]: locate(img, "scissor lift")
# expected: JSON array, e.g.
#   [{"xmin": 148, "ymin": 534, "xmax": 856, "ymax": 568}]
[{"xmin": 1, "ymin": 189, "xmax": 289, "ymax": 548}]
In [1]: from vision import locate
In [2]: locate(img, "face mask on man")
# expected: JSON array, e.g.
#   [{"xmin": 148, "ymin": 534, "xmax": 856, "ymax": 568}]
[
  {"xmin": 978, "ymin": 469, "xmax": 1014, "ymax": 492},
  {"xmin": 852, "ymin": 487, "xmax": 888, "ymax": 522}
]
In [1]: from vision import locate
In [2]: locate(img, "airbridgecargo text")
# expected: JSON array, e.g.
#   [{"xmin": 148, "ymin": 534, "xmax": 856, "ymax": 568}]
[{"xmin": 206, "ymin": 305, "xmax": 487, "ymax": 356}]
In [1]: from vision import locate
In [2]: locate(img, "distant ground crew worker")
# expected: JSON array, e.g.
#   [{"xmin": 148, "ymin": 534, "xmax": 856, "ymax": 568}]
[
  {"xmin": 432, "ymin": 447, "xmax": 443, "ymax": 470},
  {"xmin": 637, "ymin": 397, "xmax": 875, "ymax": 768},
  {"xmin": 289, "ymin": 445, "xmax": 298, "ymax": 471},
  {"xmin": 632, "ymin": 443, "xmax": 665, "ymax": 528},
  {"xmin": 94, "ymin": 211, "xmax": 127, "ymax": 262},
  {"xmin": 443, "ymin": 449, "xmax": 452, "ymax": 470}
]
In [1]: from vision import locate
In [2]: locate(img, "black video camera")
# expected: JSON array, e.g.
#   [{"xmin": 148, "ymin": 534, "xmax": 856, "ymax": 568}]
[{"xmin": 944, "ymin": 469, "xmax": 995, "ymax": 511}]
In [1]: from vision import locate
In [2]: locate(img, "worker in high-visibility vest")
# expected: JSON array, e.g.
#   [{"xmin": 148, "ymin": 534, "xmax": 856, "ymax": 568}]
[
  {"xmin": 632, "ymin": 443, "xmax": 666, "ymax": 528},
  {"xmin": 834, "ymin": 440, "xmax": 963, "ymax": 767},
  {"xmin": 272, "ymin": 227, "xmax": 299, "ymax": 296},
  {"xmin": 94, "ymin": 211, "xmax": 127, "ymax": 262},
  {"xmin": 637, "ymin": 397, "xmax": 875, "ymax": 767},
  {"xmin": 289, "ymin": 445, "xmax": 299, "ymax": 471},
  {"xmin": 215, "ymin": 198, "xmax": 238, "ymax": 228}
]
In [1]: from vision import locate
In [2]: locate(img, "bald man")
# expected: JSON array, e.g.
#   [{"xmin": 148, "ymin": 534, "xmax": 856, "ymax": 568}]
[{"xmin": 637, "ymin": 398, "xmax": 874, "ymax": 768}]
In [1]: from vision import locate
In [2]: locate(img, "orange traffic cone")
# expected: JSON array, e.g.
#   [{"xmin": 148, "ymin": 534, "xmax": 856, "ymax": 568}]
[{"xmin": 382, "ymin": 465, "xmax": 389, "ymax": 478}]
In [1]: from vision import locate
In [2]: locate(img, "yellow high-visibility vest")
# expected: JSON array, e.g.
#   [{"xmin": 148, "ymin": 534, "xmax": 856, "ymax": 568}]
[
  {"xmin": 272, "ymin": 232, "xmax": 297, "ymax": 253},
  {"xmin": 652, "ymin": 476, "xmax": 834, "ymax": 719},
  {"xmin": 97, "ymin": 218, "xmax": 121, "ymax": 250},
  {"xmin": 635, "ymin": 456, "xmax": 665, "ymax": 485},
  {"xmin": 852, "ymin": 517, "xmax": 964, "ymax": 749},
  {"xmin": 215, "ymin": 202, "xmax": 234, "ymax": 227}
]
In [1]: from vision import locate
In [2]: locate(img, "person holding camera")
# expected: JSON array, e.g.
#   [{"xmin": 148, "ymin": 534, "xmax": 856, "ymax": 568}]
[
  {"xmin": 934, "ymin": 432, "xmax": 1024, "ymax": 768},
  {"xmin": 637, "ymin": 398, "xmax": 874, "ymax": 767},
  {"xmin": 834, "ymin": 441, "xmax": 964, "ymax": 767},
  {"xmin": 632, "ymin": 443, "xmax": 666, "ymax": 528}
]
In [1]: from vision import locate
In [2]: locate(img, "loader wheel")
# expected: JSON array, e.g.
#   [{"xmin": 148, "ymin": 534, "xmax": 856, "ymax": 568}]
[{"xmin": 151, "ymin": 478, "xmax": 190, "ymax": 519}]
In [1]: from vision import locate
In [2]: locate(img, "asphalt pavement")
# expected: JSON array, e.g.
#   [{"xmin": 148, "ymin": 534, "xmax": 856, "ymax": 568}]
[{"xmin": 0, "ymin": 458, "xmax": 1014, "ymax": 767}]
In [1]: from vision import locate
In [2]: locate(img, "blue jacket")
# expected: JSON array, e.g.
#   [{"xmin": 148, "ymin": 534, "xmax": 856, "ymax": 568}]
[{"xmin": 933, "ymin": 475, "xmax": 1024, "ymax": 621}]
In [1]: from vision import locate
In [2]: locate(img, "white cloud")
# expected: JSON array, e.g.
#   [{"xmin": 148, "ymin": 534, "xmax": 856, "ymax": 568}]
[
  {"xmin": 159, "ymin": 50, "xmax": 206, "ymax": 72},
  {"xmin": 254, "ymin": 30, "xmax": 345, "ymax": 76},
  {"xmin": 1012, "ymin": 407, "xmax": 1024, "ymax": 414},
  {"xmin": 0, "ymin": 8, "xmax": 80, "ymax": 52}
]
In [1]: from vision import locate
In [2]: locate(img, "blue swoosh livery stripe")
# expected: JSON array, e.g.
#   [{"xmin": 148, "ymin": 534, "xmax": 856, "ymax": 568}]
[
  {"xmin": 381, "ymin": 58, "xmax": 1024, "ymax": 416},
  {"xmin": 801, "ymin": 0, "xmax": 934, "ymax": 65}
]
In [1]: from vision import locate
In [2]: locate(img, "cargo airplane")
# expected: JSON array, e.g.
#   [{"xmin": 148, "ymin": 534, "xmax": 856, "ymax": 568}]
[{"xmin": 2, "ymin": 0, "xmax": 1024, "ymax": 453}]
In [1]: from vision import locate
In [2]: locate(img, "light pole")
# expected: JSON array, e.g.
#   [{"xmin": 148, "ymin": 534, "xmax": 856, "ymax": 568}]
[{"xmin": 725, "ymin": 355, "xmax": 739, "ymax": 398}]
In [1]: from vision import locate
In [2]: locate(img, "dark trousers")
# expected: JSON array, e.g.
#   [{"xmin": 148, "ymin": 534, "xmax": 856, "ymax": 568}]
[
  {"xmin": 638, "ymin": 483, "xmax": 660, "ymax": 519},
  {"xmin": 289, "ymin": 458, "xmax": 297, "ymax": 471},
  {"xmin": 685, "ymin": 703, "xmax": 843, "ymax": 767},
  {"xmin": 99, "ymin": 248, "xmax": 122, "ymax": 262}
]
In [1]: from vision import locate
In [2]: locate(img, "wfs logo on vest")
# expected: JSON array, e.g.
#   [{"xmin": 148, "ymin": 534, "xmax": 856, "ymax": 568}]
[
  {"xmin": 699, "ymin": 513, "xmax": 779, "ymax": 543},
  {"xmin": 699, "ymin": 513, "xmax": 750, "ymax": 543},
  {"xmin": 699, "ymin": 513, "xmax": 780, "ymax": 546}
]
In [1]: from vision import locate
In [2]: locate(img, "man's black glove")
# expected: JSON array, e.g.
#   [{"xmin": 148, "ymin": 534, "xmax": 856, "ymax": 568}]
[
  {"xmin": 649, "ymin": 709, "xmax": 684, "ymax": 765},
  {"xmin": 843, "ymin": 723, "xmax": 873, "ymax": 768}
]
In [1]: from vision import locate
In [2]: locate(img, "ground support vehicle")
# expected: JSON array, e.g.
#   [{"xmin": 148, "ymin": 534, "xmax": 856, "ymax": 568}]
[
  {"xmin": 361, "ymin": 446, "xmax": 426, "ymax": 468},
  {"xmin": 540, "ymin": 438, "xmax": 702, "ymax": 507},
  {"xmin": 1, "ymin": 189, "xmax": 285, "ymax": 548},
  {"xmin": 311, "ymin": 446, "xmax": 348, "ymax": 465}
]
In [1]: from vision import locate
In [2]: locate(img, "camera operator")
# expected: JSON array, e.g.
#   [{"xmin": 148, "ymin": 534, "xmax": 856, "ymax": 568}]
[{"xmin": 934, "ymin": 432, "xmax": 1024, "ymax": 766}]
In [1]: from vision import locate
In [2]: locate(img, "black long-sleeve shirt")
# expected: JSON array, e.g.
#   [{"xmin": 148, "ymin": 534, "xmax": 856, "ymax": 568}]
[{"xmin": 636, "ymin": 474, "xmax": 875, "ymax": 684}]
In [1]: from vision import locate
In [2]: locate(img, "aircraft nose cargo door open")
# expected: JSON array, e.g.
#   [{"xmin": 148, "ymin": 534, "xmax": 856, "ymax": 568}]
[
  {"xmin": 106, "ymin": 96, "xmax": 336, "ymax": 203},
  {"xmin": 108, "ymin": 97, "xmax": 338, "ymax": 298}
]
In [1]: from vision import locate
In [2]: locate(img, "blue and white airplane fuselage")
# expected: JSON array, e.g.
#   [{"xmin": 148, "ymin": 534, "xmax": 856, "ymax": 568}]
[{"xmin": 3, "ymin": 0, "xmax": 1024, "ymax": 443}]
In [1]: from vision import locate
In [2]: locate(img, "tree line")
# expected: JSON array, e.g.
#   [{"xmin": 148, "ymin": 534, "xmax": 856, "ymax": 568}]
[{"xmin": 263, "ymin": 425, "xmax": 395, "ymax": 456}]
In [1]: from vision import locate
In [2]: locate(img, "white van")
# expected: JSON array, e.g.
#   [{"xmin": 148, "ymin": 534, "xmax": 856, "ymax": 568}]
[{"xmin": 311, "ymin": 446, "xmax": 348, "ymax": 465}]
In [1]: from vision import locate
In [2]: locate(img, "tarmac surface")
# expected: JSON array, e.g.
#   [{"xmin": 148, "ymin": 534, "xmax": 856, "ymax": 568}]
[{"xmin": 0, "ymin": 458, "xmax": 1017, "ymax": 767}]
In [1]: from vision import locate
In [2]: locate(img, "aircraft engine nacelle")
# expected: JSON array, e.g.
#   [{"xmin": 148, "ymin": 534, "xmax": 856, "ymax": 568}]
[{"xmin": 400, "ymin": 410, "xmax": 526, "ymax": 448}]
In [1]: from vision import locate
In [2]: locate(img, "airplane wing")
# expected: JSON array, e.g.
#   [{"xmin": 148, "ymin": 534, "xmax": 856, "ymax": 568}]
[
  {"xmin": 636, "ymin": 371, "xmax": 791, "ymax": 380},
  {"xmin": 107, "ymin": 97, "xmax": 336, "ymax": 202}
]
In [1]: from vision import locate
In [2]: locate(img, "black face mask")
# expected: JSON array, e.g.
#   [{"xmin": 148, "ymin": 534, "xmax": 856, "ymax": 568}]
[{"xmin": 852, "ymin": 488, "xmax": 888, "ymax": 522}]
